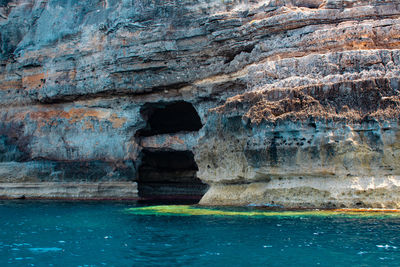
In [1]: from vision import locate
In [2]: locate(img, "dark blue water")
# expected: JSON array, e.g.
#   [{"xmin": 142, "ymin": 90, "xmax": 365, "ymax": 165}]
[{"xmin": 1, "ymin": 201, "xmax": 400, "ymax": 266}]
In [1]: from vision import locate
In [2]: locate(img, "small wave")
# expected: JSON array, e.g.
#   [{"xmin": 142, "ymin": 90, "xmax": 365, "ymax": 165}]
[
  {"xmin": 28, "ymin": 247, "xmax": 62, "ymax": 253},
  {"xmin": 12, "ymin": 243, "xmax": 31, "ymax": 247},
  {"xmin": 376, "ymin": 245, "xmax": 398, "ymax": 250}
]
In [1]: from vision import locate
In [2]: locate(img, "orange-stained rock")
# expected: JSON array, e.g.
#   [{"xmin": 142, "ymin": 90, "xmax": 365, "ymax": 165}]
[{"xmin": 22, "ymin": 73, "xmax": 46, "ymax": 89}]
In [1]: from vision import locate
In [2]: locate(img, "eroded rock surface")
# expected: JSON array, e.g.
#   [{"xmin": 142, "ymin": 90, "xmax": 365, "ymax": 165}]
[{"xmin": 1, "ymin": 0, "xmax": 400, "ymax": 205}]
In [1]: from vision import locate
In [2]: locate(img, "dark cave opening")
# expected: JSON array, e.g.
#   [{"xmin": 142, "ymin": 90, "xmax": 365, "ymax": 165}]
[
  {"xmin": 137, "ymin": 150, "xmax": 207, "ymax": 202},
  {"xmin": 137, "ymin": 101, "xmax": 203, "ymax": 137}
]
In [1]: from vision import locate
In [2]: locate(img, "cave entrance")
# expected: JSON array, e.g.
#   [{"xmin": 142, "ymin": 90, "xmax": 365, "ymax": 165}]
[
  {"xmin": 138, "ymin": 150, "xmax": 207, "ymax": 203},
  {"xmin": 136, "ymin": 101, "xmax": 206, "ymax": 203},
  {"xmin": 137, "ymin": 101, "xmax": 203, "ymax": 136}
]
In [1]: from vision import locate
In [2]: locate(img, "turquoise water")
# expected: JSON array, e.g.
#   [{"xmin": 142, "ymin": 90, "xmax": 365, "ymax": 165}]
[{"xmin": 1, "ymin": 201, "xmax": 400, "ymax": 266}]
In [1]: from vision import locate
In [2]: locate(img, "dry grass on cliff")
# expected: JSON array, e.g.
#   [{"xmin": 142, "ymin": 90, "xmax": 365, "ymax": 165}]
[{"xmin": 212, "ymin": 78, "xmax": 400, "ymax": 124}]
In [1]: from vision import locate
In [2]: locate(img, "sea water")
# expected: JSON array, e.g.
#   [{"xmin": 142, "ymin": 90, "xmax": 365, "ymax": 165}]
[{"xmin": 1, "ymin": 201, "xmax": 400, "ymax": 266}]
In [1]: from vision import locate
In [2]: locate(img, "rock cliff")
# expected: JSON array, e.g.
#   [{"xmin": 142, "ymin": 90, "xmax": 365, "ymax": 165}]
[{"xmin": 1, "ymin": 0, "xmax": 400, "ymax": 207}]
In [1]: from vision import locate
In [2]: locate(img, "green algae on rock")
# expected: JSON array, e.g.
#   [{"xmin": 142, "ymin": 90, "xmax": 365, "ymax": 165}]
[{"xmin": 125, "ymin": 205, "xmax": 400, "ymax": 218}]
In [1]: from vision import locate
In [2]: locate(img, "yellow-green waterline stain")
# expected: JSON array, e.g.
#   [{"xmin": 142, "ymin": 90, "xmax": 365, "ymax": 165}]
[{"xmin": 125, "ymin": 205, "xmax": 400, "ymax": 218}]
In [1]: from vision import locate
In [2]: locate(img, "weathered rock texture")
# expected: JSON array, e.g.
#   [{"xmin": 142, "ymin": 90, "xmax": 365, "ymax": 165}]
[{"xmin": 1, "ymin": 0, "xmax": 400, "ymax": 206}]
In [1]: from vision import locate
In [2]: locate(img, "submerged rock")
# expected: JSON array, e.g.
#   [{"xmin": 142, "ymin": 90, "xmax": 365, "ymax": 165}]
[{"xmin": 0, "ymin": 0, "xmax": 400, "ymax": 206}]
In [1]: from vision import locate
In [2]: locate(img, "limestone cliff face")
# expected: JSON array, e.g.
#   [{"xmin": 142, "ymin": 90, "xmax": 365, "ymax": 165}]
[{"xmin": 1, "ymin": 0, "xmax": 400, "ymax": 206}]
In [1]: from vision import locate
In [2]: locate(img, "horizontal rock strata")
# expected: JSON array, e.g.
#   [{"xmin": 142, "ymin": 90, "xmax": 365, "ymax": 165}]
[
  {"xmin": 1, "ymin": 0, "xmax": 400, "ymax": 206},
  {"xmin": 0, "ymin": 182, "xmax": 137, "ymax": 199}
]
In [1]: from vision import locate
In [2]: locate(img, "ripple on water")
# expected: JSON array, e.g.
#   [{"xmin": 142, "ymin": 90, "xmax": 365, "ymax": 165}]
[{"xmin": 376, "ymin": 244, "xmax": 398, "ymax": 249}]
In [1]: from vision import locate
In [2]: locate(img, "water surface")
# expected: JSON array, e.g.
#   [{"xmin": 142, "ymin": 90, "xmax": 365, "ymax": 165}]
[{"xmin": 1, "ymin": 201, "xmax": 400, "ymax": 266}]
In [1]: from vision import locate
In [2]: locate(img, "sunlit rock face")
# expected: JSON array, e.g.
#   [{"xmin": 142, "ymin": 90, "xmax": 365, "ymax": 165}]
[{"xmin": 1, "ymin": 0, "xmax": 400, "ymax": 205}]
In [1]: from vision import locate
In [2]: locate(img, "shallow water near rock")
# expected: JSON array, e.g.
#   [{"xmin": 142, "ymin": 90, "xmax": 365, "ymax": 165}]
[{"xmin": 1, "ymin": 201, "xmax": 400, "ymax": 266}]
